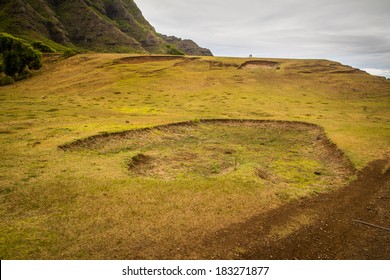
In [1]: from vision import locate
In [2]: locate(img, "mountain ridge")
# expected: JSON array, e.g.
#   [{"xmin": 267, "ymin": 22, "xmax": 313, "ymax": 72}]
[{"xmin": 0, "ymin": 0, "xmax": 213, "ymax": 56}]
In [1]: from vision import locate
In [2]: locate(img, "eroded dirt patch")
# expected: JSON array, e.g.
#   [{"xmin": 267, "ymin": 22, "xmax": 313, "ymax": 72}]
[
  {"xmin": 114, "ymin": 55, "xmax": 185, "ymax": 64},
  {"xmin": 194, "ymin": 159, "xmax": 389, "ymax": 259},
  {"xmin": 285, "ymin": 60, "xmax": 366, "ymax": 74},
  {"xmin": 128, "ymin": 153, "xmax": 153, "ymax": 170},
  {"xmin": 208, "ymin": 61, "xmax": 240, "ymax": 69},
  {"xmin": 238, "ymin": 60, "xmax": 280, "ymax": 69}
]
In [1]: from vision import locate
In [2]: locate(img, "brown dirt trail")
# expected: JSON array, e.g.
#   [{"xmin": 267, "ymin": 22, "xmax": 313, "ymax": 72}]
[{"xmin": 196, "ymin": 159, "xmax": 389, "ymax": 259}]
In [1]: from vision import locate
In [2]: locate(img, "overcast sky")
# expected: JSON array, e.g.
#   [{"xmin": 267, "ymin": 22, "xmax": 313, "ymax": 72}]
[{"xmin": 134, "ymin": 0, "xmax": 390, "ymax": 78}]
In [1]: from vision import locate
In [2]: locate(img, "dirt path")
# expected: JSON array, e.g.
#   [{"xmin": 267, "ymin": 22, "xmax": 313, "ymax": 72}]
[{"xmin": 197, "ymin": 159, "xmax": 389, "ymax": 259}]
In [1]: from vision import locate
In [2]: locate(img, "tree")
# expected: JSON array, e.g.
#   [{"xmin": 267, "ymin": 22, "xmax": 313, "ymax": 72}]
[{"xmin": 0, "ymin": 33, "xmax": 42, "ymax": 79}]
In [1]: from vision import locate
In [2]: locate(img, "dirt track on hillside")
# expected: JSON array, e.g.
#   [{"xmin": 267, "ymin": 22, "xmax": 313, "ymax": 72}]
[{"xmin": 197, "ymin": 159, "xmax": 389, "ymax": 259}]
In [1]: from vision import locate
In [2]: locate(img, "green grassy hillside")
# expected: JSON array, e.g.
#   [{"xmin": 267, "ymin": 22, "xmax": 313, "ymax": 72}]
[
  {"xmin": 0, "ymin": 0, "xmax": 212, "ymax": 55},
  {"xmin": 0, "ymin": 54, "xmax": 389, "ymax": 259}
]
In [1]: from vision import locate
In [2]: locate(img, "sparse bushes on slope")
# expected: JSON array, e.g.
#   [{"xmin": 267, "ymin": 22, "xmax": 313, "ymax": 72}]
[
  {"xmin": 0, "ymin": 33, "xmax": 42, "ymax": 81},
  {"xmin": 165, "ymin": 44, "xmax": 185, "ymax": 56},
  {"xmin": 62, "ymin": 48, "xmax": 80, "ymax": 58},
  {"xmin": 32, "ymin": 41, "xmax": 56, "ymax": 53}
]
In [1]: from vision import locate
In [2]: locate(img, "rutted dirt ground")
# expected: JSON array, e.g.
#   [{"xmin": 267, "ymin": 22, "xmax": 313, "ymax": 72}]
[{"xmin": 196, "ymin": 159, "xmax": 390, "ymax": 259}]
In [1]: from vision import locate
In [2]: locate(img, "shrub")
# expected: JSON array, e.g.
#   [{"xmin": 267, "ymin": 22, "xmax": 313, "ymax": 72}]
[
  {"xmin": 165, "ymin": 44, "xmax": 185, "ymax": 56},
  {"xmin": 0, "ymin": 33, "xmax": 42, "ymax": 79},
  {"xmin": 0, "ymin": 73, "xmax": 14, "ymax": 86},
  {"xmin": 62, "ymin": 48, "xmax": 79, "ymax": 58},
  {"xmin": 32, "ymin": 41, "xmax": 56, "ymax": 53}
]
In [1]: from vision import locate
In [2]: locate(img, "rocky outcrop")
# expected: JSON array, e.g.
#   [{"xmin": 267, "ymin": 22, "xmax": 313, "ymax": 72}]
[{"xmin": 162, "ymin": 35, "xmax": 213, "ymax": 56}]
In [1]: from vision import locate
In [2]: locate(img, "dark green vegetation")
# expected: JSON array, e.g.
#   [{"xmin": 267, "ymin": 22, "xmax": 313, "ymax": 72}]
[
  {"xmin": 0, "ymin": 33, "xmax": 41, "ymax": 83},
  {"xmin": 165, "ymin": 44, "xmax": 185, "ymax": 56},
  {"xmin": 0, "ymin": 0, "xmax": 212, "ymax": 55},
  {"xmin": 31, "ymin": 41, "xmax": 55, "ymax": 53},
  {"xmin": 0, "ymin": 54, "xmax": 389, "ymax": 259}
]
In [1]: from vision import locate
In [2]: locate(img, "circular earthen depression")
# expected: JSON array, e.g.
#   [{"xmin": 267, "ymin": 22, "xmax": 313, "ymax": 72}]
[{"xmin": 60, "ymin": 119, "xmax": 354, "ymax": 186}]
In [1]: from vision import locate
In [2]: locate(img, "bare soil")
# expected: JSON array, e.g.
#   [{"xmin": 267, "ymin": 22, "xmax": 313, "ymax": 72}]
[
  {"xmin": 115, "ymin": 55, "xmax": 185, "ymax": 64},
  {"xmin": 238, "ymin": 60, "xmax": 280, "ymax": 69},
  {"xmin": 197, "ymin": 159, "xmax": 390, "ymax": 259},
  {"xmin": 128, "ymin": 153, "xmax": 153, "ymax": 170}
]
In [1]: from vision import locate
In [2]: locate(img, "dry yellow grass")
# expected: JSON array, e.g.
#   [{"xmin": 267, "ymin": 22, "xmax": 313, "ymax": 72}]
[{"xmin": 0, "ymin": 54, "xmax": 389, "ymax": 259}]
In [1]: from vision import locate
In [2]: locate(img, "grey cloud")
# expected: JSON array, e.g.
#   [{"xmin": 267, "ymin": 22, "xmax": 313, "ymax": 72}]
[{"xmin": 135, "ymin": 0, "xmax": 390, "ymax": 70}]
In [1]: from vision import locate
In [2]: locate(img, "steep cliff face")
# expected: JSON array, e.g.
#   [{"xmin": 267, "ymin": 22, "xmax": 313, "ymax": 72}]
[{"xmin": 0, "ymin": 0, "xmax": 213, "ymax": 55}]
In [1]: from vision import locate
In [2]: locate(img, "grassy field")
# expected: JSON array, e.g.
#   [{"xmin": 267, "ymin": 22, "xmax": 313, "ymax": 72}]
[{"xmin": 0, "ymin": 54, "xmax": 389, "ymax": 259}]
